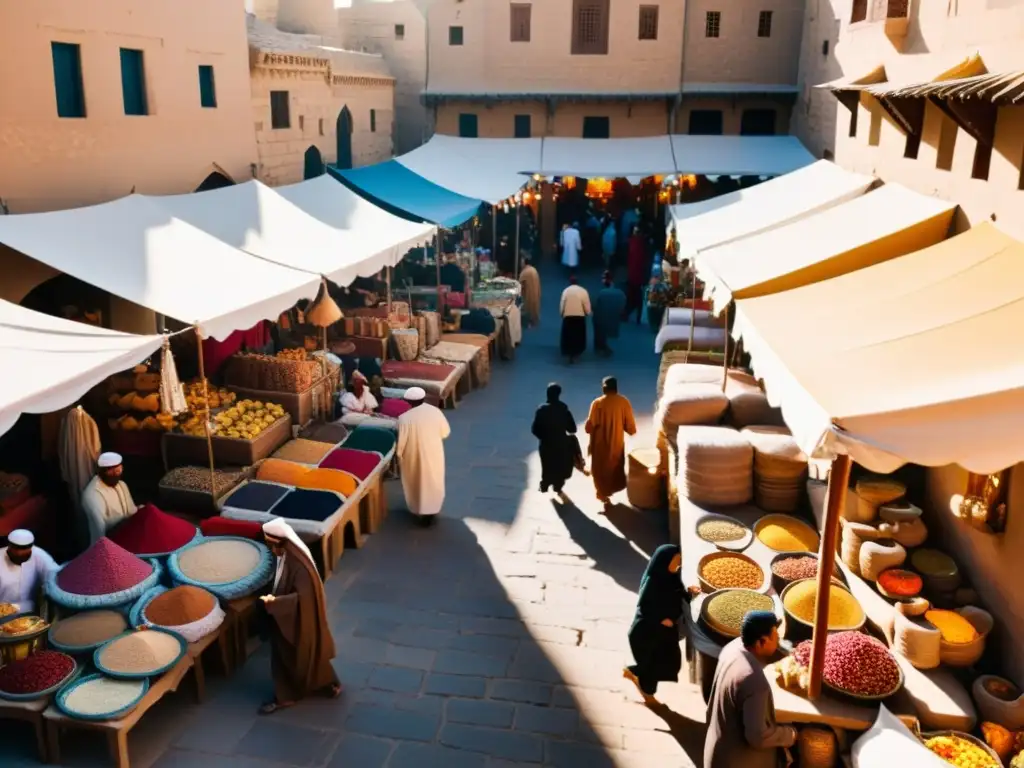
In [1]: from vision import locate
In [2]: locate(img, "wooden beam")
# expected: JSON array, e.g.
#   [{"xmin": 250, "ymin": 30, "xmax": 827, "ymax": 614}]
[
  {"xmin": 930, "ymin": 96, "xmax": 997, "ymax": 147},
  {"xmin": 807, "ymin": 453, "xmax": 852, "ymax": 700}
]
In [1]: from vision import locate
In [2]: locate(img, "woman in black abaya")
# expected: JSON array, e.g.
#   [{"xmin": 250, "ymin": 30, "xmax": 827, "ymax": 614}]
[
  {"xmin": 531, "ymin": 383, "xmax": 583, "ymax": 495},
  {"xmin": 624, "ymin": 544, "xmax": 686, "ymax": 704}
]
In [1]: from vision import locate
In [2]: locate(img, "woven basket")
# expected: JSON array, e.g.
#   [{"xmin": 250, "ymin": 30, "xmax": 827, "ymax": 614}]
[
  {"xmin": 893, "ymin": 604, "xmax": 941, "ymax": 670},
  {"xmin": 859, "ymin": 539, "xmax": 907, "ymax": 582},
  {"xmin": 388, "ymin": 301, "xmax": 411, "ymax": 330},
  {"xmin": 973, "ymin": 676, "xmax": 1024, "ymax": 730},
  {"xmin": 675, "ymin": 426, "xmax": 753, "ymax": 507},
  {"xmin": 840, "ymin": 520, "xmax": 880, "ymax": 576},
  {"xmin": 938, "ymin": 606, "xmax": 993, "ymax": 667},
  {"xmin": 878, "ymin": 518, "xmax": 928, "ymax": 549},
  {"xmin": 627, "ymin": 449, "xmax": 665, "ymax": 509},
  {"xmin": 418, "ymin": 311, "xmax": 441, "ymax": 348},
  {"xmin": 797, "ymin": 726, "xmax": 837, "ymax": 768},
  {"xmin": 392, "ymin": 329, "xmax": 419, "ymax": 361},
  {"xmin": 412, "ymin": 315, "xmax": 427, "ymax": 354},
  {"xmin": 854, "ymin": 477, "xmax": 906, "ymax": 523}
]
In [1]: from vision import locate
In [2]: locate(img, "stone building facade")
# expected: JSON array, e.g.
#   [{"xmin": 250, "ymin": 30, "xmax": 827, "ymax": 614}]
[{"xmin": 247, "ymin": 14, "xmax": 395, "ymax": 186}]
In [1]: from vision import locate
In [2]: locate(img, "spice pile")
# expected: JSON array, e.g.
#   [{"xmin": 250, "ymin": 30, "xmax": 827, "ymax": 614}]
[
  {"xmin": 700, "ymin": 554, "xmax": 764, "ymax": 590},
  {"xmin": 98, "ymin": 629, "xmax": 182, "ymax": 675},
  {"xmin": 319, "ymin": 448, "xmax": 381, "ymax": 481},
  {"xmin": 161, "ymin": 466, "xmax": 245, "ymax": 496},
  {"xmin": 911, "ymin": 549, "xmax": 958, "ymax": 577},
  {"xmin": 783, "ymin": 580, "xmax": 864, "ymax": 630},
  {"xmin": 878, "ymin": 569, "xmax": 923, "ymax": 598},
  {"xmin": 925, "ymin": 610, "xmax": 980, "ymax": 644},
  {"xmin": 145, "ymin": 586, "xmax": 216, "ymax": 627},
  {"xmin": 0, "ymin": 603, "xmax": 17, "ymax": 619},
  {"xmin": 272, "ymin": 439, "xmax": 336, "ymax": 465},
  {"xmin": 925, "ymin": 733, "xmax": 999, "ymax": 767},
  {"xmin": 704, "ymin": 590, "xmax": 774, "ymax": 637},
  {"xmin": 0, "ymin": 650, "xmax": 75, "ymax": 695},
  {"xmin": 51, "ymin": 611, "xmax": 127, "ymax": 648},
  {"xmin": 108, "ymin": 504, "xmax": 198, "ymax": 555},
  {"xmin": 697, "ymin": 518, "xmax": 748, "ymax": 544},
  {"xmin": 222, "ymin": 482, "xmax": 290, "ymax": 513},
  {"xmin": 271, "ymin": 489, "xmax": 342, "ymax": 523},
  {"xmin": 55, "ymin": 538, "xmax": 153, "ymax": 596},
  {"xmin": 62, "ymin": 676, "xmax": 146, "ymax": 717},
  {"xmin": 177, "ymin": 539, "xmax": 262, "ymax": 584},
  {"xmin": 793, "ymin": 632, "xmax": 901, "ymax": 697},
  {"xmin": 771, "ymin": 556, "xmax": 820, "ymax": 582},
  {"xmin": 756, "ymin": 516, "xmax": 819, "ymax": 552}
]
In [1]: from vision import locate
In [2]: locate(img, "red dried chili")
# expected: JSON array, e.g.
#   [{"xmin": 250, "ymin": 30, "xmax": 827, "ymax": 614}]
[
  {"xmin": 0, "ymin": 650, "xmax": 75, "ymax": 694},
  {"xmin": 877, "ymin": 568, "xmax": 923, "ymax": 597}
]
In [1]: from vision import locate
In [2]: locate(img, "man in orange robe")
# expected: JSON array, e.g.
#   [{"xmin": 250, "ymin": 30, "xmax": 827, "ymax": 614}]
[{"xmin": 584, "ymin": 376, "xmax": 637, "ymax": 506}]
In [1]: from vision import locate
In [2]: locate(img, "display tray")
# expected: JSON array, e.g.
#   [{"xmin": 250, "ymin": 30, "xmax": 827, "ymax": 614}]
[
  {"xmin": 161, "ymin": 414, "xmax": 292, "ymax": 469},
  {"xmin": 230, "ymin": 371, "xmax": 338, "ymax": 427},
  {"xmin": 157, "ymin": 466, "xmax": 252, "ymax": 517}
]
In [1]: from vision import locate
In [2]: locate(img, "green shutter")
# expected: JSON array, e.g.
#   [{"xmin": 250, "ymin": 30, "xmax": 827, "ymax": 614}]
[
  {"xmin": 198, "ymin": 65, "xmax": 216, "ymax": 108},
  {"xmin": 51, "ymin": 42, "xmax": 85, "ymax": 118},
  {"xmin": 582, "ymin": 116, "xmax": 609, "ymax": 138},
  {"xmin": 458, "ymin": 113, "xmax": 478, "ymax": 138},
  {"xmin": 514, "ymin": 115, "xmax": 531, "ymax": 138},
  {"xmin": 120, "ymin": 48, "xmax": 147, "ymax": 116}
]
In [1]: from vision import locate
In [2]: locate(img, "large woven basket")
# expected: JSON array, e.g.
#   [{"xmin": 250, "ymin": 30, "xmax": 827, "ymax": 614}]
[
  {"xmin": 854, "ymin": 477, "xmax": 906, "ymax": 524},
  {"xmin": 627, "ymin": 449, "xmax": 665, "ymax": 509},
  {"xmin": 392, "ymin": 329, "xmax": 419, "ymax": 362},
  {"xmin": 797, "ymin": 726, "xmax": 837, "ymax": 768}
]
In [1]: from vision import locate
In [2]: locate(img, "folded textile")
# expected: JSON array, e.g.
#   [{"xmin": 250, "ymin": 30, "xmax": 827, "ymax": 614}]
[{"xmin": 319, "ymin": 448, "xmax": 382, "ymax": 481}]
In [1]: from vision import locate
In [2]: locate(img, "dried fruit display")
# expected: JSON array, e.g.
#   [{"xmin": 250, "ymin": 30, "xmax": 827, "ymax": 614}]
[{"xmin": 793, "ymin": 632, "xmax": 901, "ymax": 697}]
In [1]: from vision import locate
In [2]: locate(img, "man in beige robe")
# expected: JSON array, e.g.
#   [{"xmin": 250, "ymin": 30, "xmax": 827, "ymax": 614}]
[
  {"xmin": 260, "ymin": 518, "xmax": 340, "ymax": 715},
  {"xmin": 519, "ymin": 259, "xmax": 541, "ymax": 327},
  {"xmin": 80, "ymin": 452, "xmax": 138, "ymax": 545},
  {"xmin": 397, "ymin": 387, "xmax": 451, "ymax": 526}
]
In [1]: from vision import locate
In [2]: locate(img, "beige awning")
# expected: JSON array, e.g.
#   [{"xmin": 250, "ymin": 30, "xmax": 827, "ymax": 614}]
[
  {"xmin": 733, "ymin": 223, "xmax": 1024, "ymax": 474},
  {"xmin": 817, "ymin": 65, "xmax": 888, "ymax": 91},
  {"xmin": 864, "ymin": 53, "xmax": 988, "ymax": 97},
  {"xmin": 697, "ymin": 183, "xmax": 956, "ymax": 308}
]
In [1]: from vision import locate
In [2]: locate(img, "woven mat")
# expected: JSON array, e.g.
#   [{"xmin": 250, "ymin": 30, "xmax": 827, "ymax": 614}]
[
  {"xmin": 422, "ymin": 341, "xmax": 480, "ymax": 364},
  {"xmin": 382, "ymin": 359, "xmax": 455, "ymax": 382},
  {"xmin": 441, "ymin": 333, "xmax": 491, "ymax": 349}
]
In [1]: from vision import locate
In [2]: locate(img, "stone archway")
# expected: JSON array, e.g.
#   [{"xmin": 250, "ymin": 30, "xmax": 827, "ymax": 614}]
[
  {"xmin": 303, "ymin": 145, "xmax": 324, "ymax": 179},
  {"xmin": 336, "ymin": 106, "xmax": 353, "ymax": 170}
]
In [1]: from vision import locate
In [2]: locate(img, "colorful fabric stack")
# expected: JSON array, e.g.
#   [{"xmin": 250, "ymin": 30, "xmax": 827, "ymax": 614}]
[
  {"xmin": 107, "ymin": 503, "xmax": 199, "ymax": 557},
  {"xmin": 295, "ymin": 468, "xmax": 357, "ymax": 497},
  {"xmin": 220, "ymin": 481, "xmax": 290, "ymax": 513},
  {"xmin": 378, "ymin": 399, "xmax": 411, "ymax": 419},
  {"xmin": 256, "ymin": 458, "xmax": 310, "ymax": 487},
  {"xmin": 269, "ymin": 489, "xmax": 346, "ymax": 535},
  {"xmin": 199, "ymin": 516, "xmax": 264, "ymax": 541},
  {"xmin": 343, "ymin": 426, "xmax": 397, "ymax": 456},
  {"xmin": 47, "ymin": 538, "xmax": 160, "ymax": 609},
  {"xmin": 319, "ymin": 448, "xmax": 381, "ymax": 482}
]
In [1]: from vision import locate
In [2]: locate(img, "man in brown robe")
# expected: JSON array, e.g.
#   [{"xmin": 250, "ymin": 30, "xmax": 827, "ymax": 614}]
[
  {"xmin": 584, "ymin": 376, "xmax": 637, "ymax": 506},
  {"xmin": 519, "ymin": 259, "xmax": 541, "ymax": 327},
  {"xmin": 704, "ymin": 611, "xmax": 796, "ymax": 768},
  {"xmin": 259, "ymin": 518, "xmax": 341, "ymax": 714}
]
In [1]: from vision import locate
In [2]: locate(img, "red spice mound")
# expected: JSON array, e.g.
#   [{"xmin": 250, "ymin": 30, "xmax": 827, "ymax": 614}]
[
  {"xmin": 108, "ymin": 503, "xmax": 198, "ymax": 555},
  {"xmin": 56, "ymin": 538, "xmax": 154, "ymax": 596},
  {"xmin": 794, "ymin": 632, "xmax": 901, "ymax": 697},
  {"xmin": 0, "ymin": 650, "xmax": 75, "ymax": 694},
  {"xmin": 877, "ymin": 568, "xmax": 923, "ymax": 597}
]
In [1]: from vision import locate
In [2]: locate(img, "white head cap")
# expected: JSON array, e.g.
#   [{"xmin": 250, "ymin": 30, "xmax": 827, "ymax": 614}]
[
  {"xmin": 97, "ymin": 452, "xmax": 123, "ymax": 469},
  {"xmin": 7, "ymin": 529, "xmax": 33, "ymax": 547},
  {"xmin": 262, "ymin": 518, "xmax": 317, "ymax": 577},
  {"xmin": 404, "ymin": 387, "xmax": 426, "ymax": 402}
]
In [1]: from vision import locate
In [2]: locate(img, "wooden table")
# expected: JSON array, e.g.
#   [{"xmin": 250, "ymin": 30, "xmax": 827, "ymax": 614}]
[
  {"xmin": 0, "ymin": 695, "xmax": 49, "ymax": 760},
  {"xmin": 222, "ymin": 596, "xmax": 260, "ymax": 674},
  {"xmin": 44, "ymin": 656, "xmax": 194, "ymax": 768},
  {"xmin": 187, "ymin": 627, "xmax": 225, "ymax": 703}
]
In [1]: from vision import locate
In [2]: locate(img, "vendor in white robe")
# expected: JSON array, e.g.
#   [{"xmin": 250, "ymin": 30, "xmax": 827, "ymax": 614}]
[
  {"xmin": 80, "ymin": 452, "xmax": 138, "ymax": 545},
  {"xmin": 561, "ymin": 222, "xmax": 582, "ymax": 269},
  {"xmin": 0, "ymin": 529, "xmax": 57, "ymax": 614},
  {"xmin": 396, "ymin": 387, "xmax": 451, "ymax": 526}
]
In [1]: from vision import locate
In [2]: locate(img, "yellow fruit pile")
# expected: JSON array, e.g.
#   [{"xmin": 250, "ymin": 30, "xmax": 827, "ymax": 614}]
[
  {"xmin": 108, "ymin": 391, "xmax": 161, "ymax": 412},
  {"xmin": 276, "ymin": 348, "xmax": 308, "ymax": 362},
  {"xmin": 183, "ymin": 380, "xmax": 236, "ymax": 412},
  {"xmin": 178, "ymin": 399, "xmax": 286, "ymax": 440},
  {"xmin": 925, "ymin": 733, "xmax": 999, "ymax": 767},
  {"xmin": 112, "ymin": 413, "xmax": 176, "ymax": 432}
]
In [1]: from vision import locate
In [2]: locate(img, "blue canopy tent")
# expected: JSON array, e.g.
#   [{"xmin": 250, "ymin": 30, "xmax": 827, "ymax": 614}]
[{"xmin": 328, "ymin": 161, "xmax": 483, "ymax": 228}]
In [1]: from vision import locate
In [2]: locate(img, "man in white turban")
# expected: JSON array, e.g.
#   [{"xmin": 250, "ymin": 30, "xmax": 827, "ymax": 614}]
[
  {"xmin": 396, "ymin": 387, "xmax": 451, "ymax": 526},
  {"xmin": 259, "ymin": 519, "xmax": 340, "ymax": 715},
  {"xmin": 80, "ymin": 452, "xmax": 138, "ymax": 545},
  {"xmin": 0, "ymin": 529, "xmax": 57, "ymax": 615}
]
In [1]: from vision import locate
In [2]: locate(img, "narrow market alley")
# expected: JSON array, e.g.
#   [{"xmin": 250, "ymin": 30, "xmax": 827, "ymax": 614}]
[{"xmin": 5, "ymin": 264, "xmax": 707, "ymax": 768}]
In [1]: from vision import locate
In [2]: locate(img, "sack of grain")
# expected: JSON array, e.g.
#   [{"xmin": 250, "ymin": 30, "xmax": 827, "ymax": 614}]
[
  {"xmin": 675, "ymin": 426, "xmax": 753, "ymax": 506},
  {"xmin": 655, "ymin": 383, "xmax": 729, "ymax": 438},
  {"xmin": 725, "ymin": 371, "xmax": 784, "ymax": 429}
]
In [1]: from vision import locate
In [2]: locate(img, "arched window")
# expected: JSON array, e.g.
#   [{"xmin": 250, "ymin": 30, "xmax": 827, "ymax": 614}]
[{"xmin": 336, "ymin": 106, "xmax": 353, "ymax": 170}]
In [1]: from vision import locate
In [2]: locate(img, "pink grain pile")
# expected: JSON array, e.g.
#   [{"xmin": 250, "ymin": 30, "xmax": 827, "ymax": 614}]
[{"xmin": 55, "ymin": 538, "xmax": 154, "ymax": 596}]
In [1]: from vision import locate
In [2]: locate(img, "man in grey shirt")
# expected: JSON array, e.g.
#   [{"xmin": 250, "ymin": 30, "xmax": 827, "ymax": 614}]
[{"xmin": 704, "ymin": 611, "xmax": 797, "ymax": 768}]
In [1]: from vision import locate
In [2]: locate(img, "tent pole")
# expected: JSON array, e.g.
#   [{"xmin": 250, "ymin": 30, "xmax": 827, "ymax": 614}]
[
  {"xmin": 685, "ymin": 268, "xmax": 697, "ymax": 362},
  {"xmin": 194, "ymin": 327, "xmax": 216, "ymax": 498},
  {"xmin": 720, "ymin": 302, "xmax": 730, "ymax": 393},
  {"xmin": 386, "ymin": 267, "xmax": 392, "ymax": 313},
  {"xmin": 514, "ymin": 203, "xmax": 521, "ymax": 278},
  {"xmin": 436, "ymin": 229, "xmax": 443, "ymax": 315},
  {"xmin": 808, "ymin": 453, "xmax": 852, "ymax": 700}
]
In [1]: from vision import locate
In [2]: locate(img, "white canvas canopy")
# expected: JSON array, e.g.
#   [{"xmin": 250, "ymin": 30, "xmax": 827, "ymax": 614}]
[
  {"xmin": 394, "ymin": 135, "xmax": 541, "ymax": 204},
  {"xmin": 733, "ymin": 223, "xmax": 1024, "ymax": 474},
  {"xmin": 0, "ymin": 195, "xmax": 320, "ymax": 340},
  {"xmin": 153, "ymin": 180, "xmax": 432, "ymax": 288},
  {"xmin": 539, "ymin": 136, "xmax": 677, "ymax": 178},
  {"xmin": 669, "ymin": 161, "xmax": 875, "ymax": 257},
  {"xmin": 696, "ymin": 184, "xmax": 957, "ymax": 308},
  {"xmin": 0, "ymin": 300, "xmax": 164, "ymax": 437},
  {"xmin": 274, "ymin": 175, "xmax": 435, "ymax": 271},
  {"xmin": 672, "ymin": 135, "xmax": 815, "ymax": 176}
]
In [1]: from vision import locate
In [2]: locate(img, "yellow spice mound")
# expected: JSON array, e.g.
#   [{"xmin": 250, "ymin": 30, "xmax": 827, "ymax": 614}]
[{"xmin": 783, "ymin": 580, "xmax": 864, "ymax": 629}]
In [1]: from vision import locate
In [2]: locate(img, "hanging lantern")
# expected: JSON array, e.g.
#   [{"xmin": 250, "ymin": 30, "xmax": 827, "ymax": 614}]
[
  {"xmin": 564, "ymin": 176, "xmax": 577, "ymax": 190},
  {"xmin": 585, "ymin": 178, "xmax": 613, "ymax": 199}
]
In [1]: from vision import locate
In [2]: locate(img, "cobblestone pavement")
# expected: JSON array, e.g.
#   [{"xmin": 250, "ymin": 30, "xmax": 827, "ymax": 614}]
[{"xmin": 5, "ymin": 264, "xmax": 707, "ymax": 768}]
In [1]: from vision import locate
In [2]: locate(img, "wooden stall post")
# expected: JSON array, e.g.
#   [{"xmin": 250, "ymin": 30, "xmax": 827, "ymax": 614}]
[
  {"xmin": 435, "ymin": 230, "xmax": 443, "ymax": 314},
  {"xmin": 808, "ymin": 453, "xmax": 852, "ymax": 700},
  {"xmin": 720, "ymin": 303, "xmax": 731, "ymax": 393},
  {"xmin": 514, "ymin": 201, "xmax": 521, "ymax": 278},
  {"xmin": 385, "ymin": 266, "xmax": 392, "ymax": 313},
  {"xmin": 193, "ymin": 327, "xmax": 216, "ymax": 497},
  {"xmin": 685, "ymin": 269, "xmax": 698, "ymax": 362}
]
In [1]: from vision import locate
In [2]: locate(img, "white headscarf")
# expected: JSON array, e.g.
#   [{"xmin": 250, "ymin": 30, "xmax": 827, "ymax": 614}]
[{"xmin": 262, "ymin": 518, "xmax": 317, "ymax": 576}]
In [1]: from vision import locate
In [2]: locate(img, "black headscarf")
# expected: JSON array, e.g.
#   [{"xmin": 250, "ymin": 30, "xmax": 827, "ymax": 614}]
[
  {"xmin": 634, "ymin": 544, "xmax": 684, "ymax": 623},
  {"xmin": 546, "ymin": 383, "xmax": 562, "ymax": 403}
]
